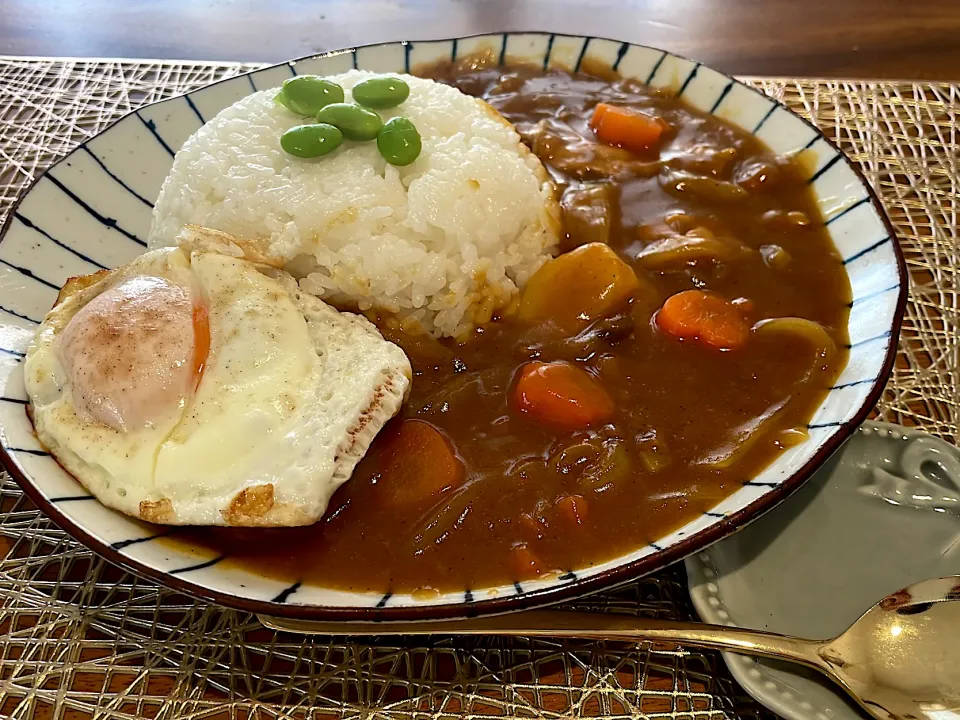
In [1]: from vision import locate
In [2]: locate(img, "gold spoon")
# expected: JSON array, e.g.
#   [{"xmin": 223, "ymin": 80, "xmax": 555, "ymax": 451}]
[{"xmin": 260, "ymin": 575, "xmax": 960, "ymax": 720}]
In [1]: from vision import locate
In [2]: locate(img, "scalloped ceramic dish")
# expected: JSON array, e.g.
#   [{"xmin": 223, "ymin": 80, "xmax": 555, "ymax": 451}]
[
  {"xmin": 685, "ymin": 421, "xmax": 960, "ymax": 720},
  {"xmin": 0, "ymin": 33, "xmax": 906, "ymax": 621}
]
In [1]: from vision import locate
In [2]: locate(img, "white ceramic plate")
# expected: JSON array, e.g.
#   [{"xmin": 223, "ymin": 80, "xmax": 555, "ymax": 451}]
[{"xmin": 0, "ymin": 33, "xmax": 906, "ymax": 620}]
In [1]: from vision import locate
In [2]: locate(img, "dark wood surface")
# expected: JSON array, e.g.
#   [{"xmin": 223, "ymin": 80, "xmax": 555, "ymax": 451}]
[{"xmin": 1, "ymin": 0, "xmax": 959, "ymax": 80}]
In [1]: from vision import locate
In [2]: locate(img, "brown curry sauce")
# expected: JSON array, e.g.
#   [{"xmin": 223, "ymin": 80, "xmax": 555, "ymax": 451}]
[{"xmin": 177, "ymin": 61, "xmax": 851, "ymax": 593}]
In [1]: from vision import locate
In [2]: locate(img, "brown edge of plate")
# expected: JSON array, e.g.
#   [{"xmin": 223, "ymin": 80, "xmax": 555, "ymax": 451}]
[{"xmin": 0, "ymin": 33, "xmax": 909, "ymax": 622}]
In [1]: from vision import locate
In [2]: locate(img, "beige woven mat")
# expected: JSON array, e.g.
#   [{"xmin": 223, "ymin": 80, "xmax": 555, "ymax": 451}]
[{"xmin": 0, "ymin": 57, "xmax": 955, "ymax": 720}]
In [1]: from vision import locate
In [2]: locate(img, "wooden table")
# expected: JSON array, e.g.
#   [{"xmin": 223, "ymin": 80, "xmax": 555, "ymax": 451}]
[{"xmin": 1, "ymin": 0, "xmax": 959, "ymax": 80}]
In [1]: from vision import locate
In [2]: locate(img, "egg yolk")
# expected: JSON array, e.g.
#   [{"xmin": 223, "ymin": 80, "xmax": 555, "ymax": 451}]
[
  {"xmin": 58, "ymin": 276, "xmax": 210, "ymax": 431},
  {"xmin": 191, "ymin": 301, "xmax": 209, "ymax": 390}
]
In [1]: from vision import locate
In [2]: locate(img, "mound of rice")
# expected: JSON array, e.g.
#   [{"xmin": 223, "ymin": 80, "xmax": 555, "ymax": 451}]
[{"xmin": 149, "ymin": 70, "xmax": 560, "ymax": 337}]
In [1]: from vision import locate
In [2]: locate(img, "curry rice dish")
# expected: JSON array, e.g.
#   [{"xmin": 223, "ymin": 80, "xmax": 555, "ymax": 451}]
[{"xmin": 25, "ymin": 57, "xmax": 851, "ymax": 595}]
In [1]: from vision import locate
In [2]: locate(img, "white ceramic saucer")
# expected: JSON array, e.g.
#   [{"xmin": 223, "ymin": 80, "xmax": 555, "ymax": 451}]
[{"xmin": 685, "ymin": 421, "xmax": 960, "ymax": 720}]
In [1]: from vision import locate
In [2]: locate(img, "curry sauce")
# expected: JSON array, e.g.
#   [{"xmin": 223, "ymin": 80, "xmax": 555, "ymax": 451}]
[{"xmin": 177, "ymin": 62, "xmax": 851, "ymax": 593}]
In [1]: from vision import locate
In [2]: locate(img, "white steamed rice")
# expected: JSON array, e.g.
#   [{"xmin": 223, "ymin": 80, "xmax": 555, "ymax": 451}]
[{"xmin": 149, "ymin": 70, "xmax": 560, "ymax": 337}]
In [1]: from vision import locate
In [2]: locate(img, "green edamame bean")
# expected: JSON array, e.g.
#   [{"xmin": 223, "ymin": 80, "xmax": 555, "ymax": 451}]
[
  {"xmin": 377, "ymin": 117, "xmax": 422, "ymax": 166},
  {"xmin": 314, "ymin": 103, "xmax": 383, "ymax": 141},
  {"xmin": 352, "ymin": 76, "xmax": 411, "ymax": 109},
  {"xmin": 276, "ymin": 76, "xmax": 344, "ymax": 116},
  {"xmin": 280, "ymin": 123, "xmax": 343, "ymax": 158}
]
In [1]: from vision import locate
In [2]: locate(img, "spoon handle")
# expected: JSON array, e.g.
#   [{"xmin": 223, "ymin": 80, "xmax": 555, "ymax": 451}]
[{"xmin": 259, "ymin": 609, "xmax": 825, "ymax": 668}]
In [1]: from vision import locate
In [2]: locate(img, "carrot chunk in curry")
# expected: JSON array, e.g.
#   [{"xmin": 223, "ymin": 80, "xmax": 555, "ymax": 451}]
[
  {"xmin": 657, "ymin": 289, "xmax": 750, "ymax": 350},
  {"xmin": 513, "ymin": 361, "xmax": 615, "ymax": 431},
  {"xmin": 375, "ymin": 419, "xmax": 464, "ymax": 507},
  {"xmin": 590, "ymin": 103, "xmax": 665, "ymax": 153},
  {"xmin": 555, "ymin": 494, "xmax": 589, "ymax": 527}
]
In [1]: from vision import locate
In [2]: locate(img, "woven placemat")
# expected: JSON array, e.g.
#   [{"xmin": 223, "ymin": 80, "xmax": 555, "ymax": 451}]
[{"xmin": 0, "ymin": 57, "xmax": 955, "ymax": 720}]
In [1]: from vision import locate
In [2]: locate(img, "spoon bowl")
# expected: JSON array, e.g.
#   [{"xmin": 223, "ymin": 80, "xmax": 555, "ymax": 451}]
[
  {"xmin": 821, "ymin": 576, "xmax": 960, "ymax": 719},
  {"xmin": 261, "ymin": 576, "xmax": 960, "ymax": 720}
]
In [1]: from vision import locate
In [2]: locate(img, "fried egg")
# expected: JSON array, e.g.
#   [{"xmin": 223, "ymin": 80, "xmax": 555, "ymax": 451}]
[{"xmin": 24, "ymin": 227, "xmax": 411, "ymax": 526}]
